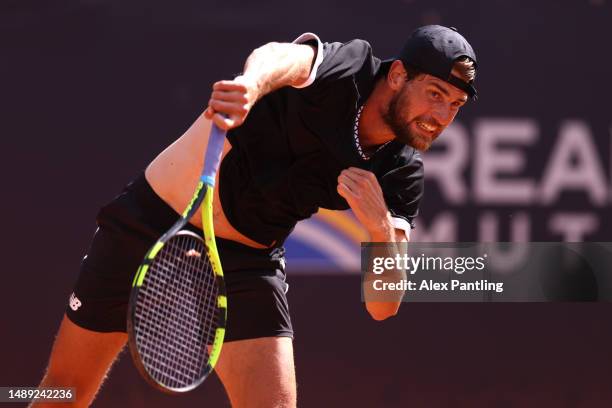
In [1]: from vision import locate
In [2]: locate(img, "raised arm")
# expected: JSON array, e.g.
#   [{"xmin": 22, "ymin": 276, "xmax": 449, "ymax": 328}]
[
  {"xmin": 204, "ymin": 41, "xmax": 316, "ymax": 130},
  {"xmin": 337, "ymin": 167, "xmax": 408, "ymax": 321}
]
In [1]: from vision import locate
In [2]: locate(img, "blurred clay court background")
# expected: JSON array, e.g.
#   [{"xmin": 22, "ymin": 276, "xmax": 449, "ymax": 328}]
[{"xmin": 1, "ymin": 0, "xmax": 612, "ymax": 406}]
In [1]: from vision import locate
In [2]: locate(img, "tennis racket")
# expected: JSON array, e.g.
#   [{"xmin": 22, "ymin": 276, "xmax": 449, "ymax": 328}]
[{"xmin": 127, "ymin": 121, "xmax": 227, "ymax": 393}]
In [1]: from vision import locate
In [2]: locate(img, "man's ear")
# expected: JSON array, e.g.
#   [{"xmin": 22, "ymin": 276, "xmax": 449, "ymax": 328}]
[{"xmin": 387, "ymin": 60, "xmax": 407, "ymax": 91}]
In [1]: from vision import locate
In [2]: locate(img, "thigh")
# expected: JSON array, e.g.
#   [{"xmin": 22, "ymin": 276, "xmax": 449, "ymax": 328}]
[
  {"xmin": 214, "ymin": 336, "xmax": 296, "ymax": 408},
  {"xmin": 34, "ymin": 315, "xmax": 127, "ymax": 408}
]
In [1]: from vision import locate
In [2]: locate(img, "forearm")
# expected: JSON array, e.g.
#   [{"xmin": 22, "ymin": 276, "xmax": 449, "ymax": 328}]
[
  {"xmin": 365, "ymin": 221, "xmax": 408, "ymax": 321},
  {"xmin": 205, "ymin": 41, "xmax": 316, "ymax": 130},
  {"xmin": 242, "ymin": 42, "xmax": 316, "ymax": 100},
  {"xmin": 336, "ymin": 167, "xmax": 409, "ymax": 320}
]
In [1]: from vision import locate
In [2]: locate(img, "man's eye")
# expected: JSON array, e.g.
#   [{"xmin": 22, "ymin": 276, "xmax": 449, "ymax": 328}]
[{"xmin": 430, "ymin": 91, "xmax": 441, "ymax": 99}]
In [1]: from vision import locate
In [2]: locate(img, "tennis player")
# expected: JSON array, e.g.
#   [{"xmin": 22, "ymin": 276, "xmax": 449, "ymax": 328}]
[{"xmin": 33, "ymin": 25, "xmax": 477, "ymax": 407}]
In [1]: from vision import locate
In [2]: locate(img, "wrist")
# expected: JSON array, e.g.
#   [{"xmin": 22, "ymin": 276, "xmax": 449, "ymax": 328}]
[
  {"xmin": 367, "ymin": 218, "xmax": 395, "ymax": 242},
  {"xmin": 235, "ymin": 74, "xmax": 262, "ymax": 102}
]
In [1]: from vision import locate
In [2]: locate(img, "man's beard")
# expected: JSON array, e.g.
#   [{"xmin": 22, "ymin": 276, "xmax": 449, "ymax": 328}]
[{"xmin": 382, "ymin": 90, "xmax": 438, "ymax": 151}]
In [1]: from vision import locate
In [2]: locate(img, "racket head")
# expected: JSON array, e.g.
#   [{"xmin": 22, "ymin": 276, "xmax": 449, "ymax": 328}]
[{"xmin": 127, "ymin": 228, "xmax": 226, "ymax": 393}]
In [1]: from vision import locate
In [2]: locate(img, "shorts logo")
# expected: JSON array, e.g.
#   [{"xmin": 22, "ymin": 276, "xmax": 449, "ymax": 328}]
[{"xmin": 69, "ymin": 293, "xmax": 82, "ymax": 311}]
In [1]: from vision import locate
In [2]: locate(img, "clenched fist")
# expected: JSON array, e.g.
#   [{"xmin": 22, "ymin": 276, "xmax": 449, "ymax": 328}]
[
  {"xmin": 337, "ymin": 167, "xmax": 395, "ymax": 241},
  {"xmin": 204, "ymin": 75, "xmax": 260, "ymax": 130}
]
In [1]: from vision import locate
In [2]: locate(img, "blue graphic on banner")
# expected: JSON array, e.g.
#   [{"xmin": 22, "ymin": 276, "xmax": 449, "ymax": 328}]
[{"xmin": 284, "ymin": 209, "xmax": 365, "ymax": 273}]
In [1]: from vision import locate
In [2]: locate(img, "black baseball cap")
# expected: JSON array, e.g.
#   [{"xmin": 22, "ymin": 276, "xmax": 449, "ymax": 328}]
[{"xmin": 384, "ymin": 25, "xmax": 478, "ymax": 99}]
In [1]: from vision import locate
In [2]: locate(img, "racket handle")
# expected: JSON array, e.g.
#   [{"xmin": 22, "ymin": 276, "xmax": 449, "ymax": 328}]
[{"xmin": 202, "ymin": 123, "xmax": 227, "ymax": 187}]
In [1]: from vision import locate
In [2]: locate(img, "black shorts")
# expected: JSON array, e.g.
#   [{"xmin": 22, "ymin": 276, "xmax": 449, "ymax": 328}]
[{"xmin": 66, "ymin": 173, "xmax": 293, "ymax": 342}]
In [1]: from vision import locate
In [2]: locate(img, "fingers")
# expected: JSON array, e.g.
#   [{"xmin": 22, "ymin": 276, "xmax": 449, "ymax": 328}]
[
  {"xmin": 202, "ymin": 107, "xmax": 241, "ymax": 130},
  {"xmin": 212, "ymin": 80, "xmax": 250, "ymax": 93},
  {"xmin": 342, "ymin": 167, "xmax": 376, "ymax": 183},
  {"xmin": 344, "ymin": 167, "xmax": 372, "ymax": 177},
  {"xmin": 209, "ymin": 99, "xmax": 248, "ymax": 117},
  {"xmin": 205, "ymin": 78, "xmax": 258, "ymax": 130},
  {"xmin": 203, "ymin": 107, "xmax": 214, "ymax": 119},
  {"xmin": 338, "ymin": 172, "xmax": 360, "ymax": 196},
  {"xmin": 337, "ymin": 181, "xmax": 357, "ymax": 206},
  {"xmin": 344, "ymin": 167, "xmax": 379, "ymax": 185},
  {"xmin": 339, "ymin": 167, "xmax": 382, "ymax": 196},
  {"xmin": 204, "ymin": 101, "xmax": 247, "ymax": 131},
  {"xmin": 211, "ymin": 90, "xmax": 248, "ymax": 104},
  {"xmin": 209, "ymin": 112, "xmax": 242, "ymax": 130},
  {"xmin": 337, "ymin": 168, "xmax": 377, "ymax": 210}
]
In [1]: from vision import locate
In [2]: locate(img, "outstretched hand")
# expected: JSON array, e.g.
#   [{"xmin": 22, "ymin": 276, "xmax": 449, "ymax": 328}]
[
  {"xmin": 337, "ymin": 167, "xmax": 394, "ymax": 241},
  {"xmin": 204, "ymin": 75, "xmax": 260, "ymax": 130}
]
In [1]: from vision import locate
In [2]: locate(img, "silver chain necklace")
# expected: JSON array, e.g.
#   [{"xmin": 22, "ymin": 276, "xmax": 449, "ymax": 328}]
[
  {"xmin": 353, "ymin": 105, "xmax": 368, "ymax": 160},
  {"xmin": 353, "ymin": 105, "xmax": 390, "ymax": 160}
]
